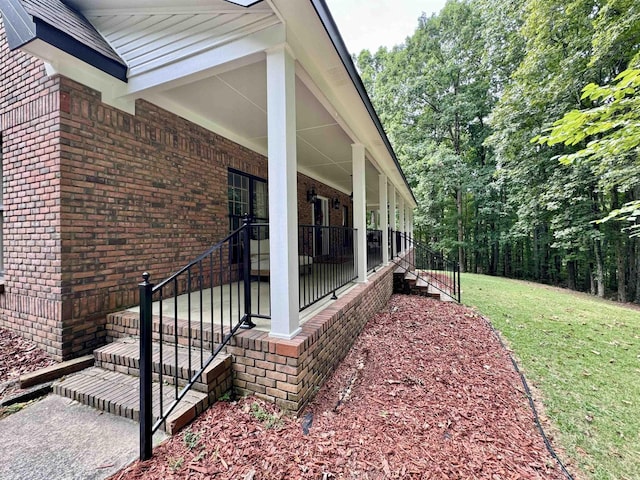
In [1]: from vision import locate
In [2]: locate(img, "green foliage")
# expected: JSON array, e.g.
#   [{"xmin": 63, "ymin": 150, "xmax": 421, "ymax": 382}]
[
  {"xmin": 537, "ymin": 66, "xmax": 640, "ymax": 236},
  {"xmin": 218, "ymin": 391, "xmax": 233, "ymax": 402},
  {"xmin": 167, "ymin": 456, "xmax": 184, "ymax": 472},
  {"xmin": 249, "ymin": 401, "xmax": 283, "ymax": 429},
  {"xmin": 183, "ymin": 429, "xmax": 201, "ymax": 450},
  {"xmin": 358, "ymin": 0, "xmax": 640, "ymax": 297},
  {"xmin": 463, "ymin": 273, "xmax": 640, "ymax": 479}
]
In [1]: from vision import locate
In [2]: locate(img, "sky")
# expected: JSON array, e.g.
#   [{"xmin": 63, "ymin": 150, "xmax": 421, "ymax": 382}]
[{"xmin": 325, "ymin": 0, "xmax": 448, "ymax": 54}]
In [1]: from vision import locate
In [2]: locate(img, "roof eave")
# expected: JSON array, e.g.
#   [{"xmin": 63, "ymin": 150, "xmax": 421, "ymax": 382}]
[
  {"xmin": 0, "ymin": 0, "xmax": 127, "ymax": 82},
  {"xmin": 33, "ymin": 18, "xmax": 127, "ymax": 81},
  {"xmin": 308, "ymin": 0, "xmax": 417, "ymax": 206},
  {"xmin": 0, "ymin": 0, "xmax": 37, "ymax": 49}
]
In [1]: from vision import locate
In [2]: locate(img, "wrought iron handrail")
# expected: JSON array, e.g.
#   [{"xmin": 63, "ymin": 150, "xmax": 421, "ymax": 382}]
[
  {"xmin": 140, "ymin": 221, "xmax": 362, "ymax": 458},
  {"xmin": 298, "ymin": 225, "xmax": 357, "ymax": 310},
  {"xmin": 391, "ymin": 231, "xmax": 461, "ymax": 303},
  {"xmin": 366, "ymin": 229, "xmax": 382, "ymax": 272},
  {"xmin": 139, "ymin": 217, "xmax": 268, "ymax": 460}
]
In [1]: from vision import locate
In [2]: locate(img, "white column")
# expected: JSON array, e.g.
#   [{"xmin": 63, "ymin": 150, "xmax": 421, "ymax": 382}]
[
  {"xmin": 388, "ymin": 183, "xmax": 396, "ymax": 257},
  {"xmin": 379, "ymin": 174, "xmax": 389, "ymax": 265},
  {"xmin": 399, "ymin": 197, "xmax": 405, "ymax": 253},
  {"xmin": 266, "ymin": 45, "xmax": 300, "ymax": 339},
  {"xmin": 352, "ymin": 144, "xmax": 367, "ymax": 283},
  {"xmin": 410, "ymin": 210, "xmax": 414, "ymax": 238}
]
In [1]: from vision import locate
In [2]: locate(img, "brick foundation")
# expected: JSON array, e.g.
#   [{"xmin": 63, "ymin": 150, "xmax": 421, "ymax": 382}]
[{"xmin": 227, "ymin": 259, "xmax": 395, "ymax": 412}]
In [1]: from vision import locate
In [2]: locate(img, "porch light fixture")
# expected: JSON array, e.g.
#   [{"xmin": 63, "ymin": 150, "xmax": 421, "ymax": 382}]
[
  {"xmin": 332, "ymin": 198, "xmax": 341, "ymax": 209},
  {"xmin": 307, "ymin": 187, "xmax": 317, "ymax": 203}
]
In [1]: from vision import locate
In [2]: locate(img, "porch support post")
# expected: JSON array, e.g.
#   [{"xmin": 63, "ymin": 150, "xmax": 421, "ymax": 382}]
[
  {"xmin": 379, "ymin": 173, "xmax": 389, "ymax": 265},
  {"xmin": 407, "ymin": 209, "xmax": 413, "ymax": 240},
  {"xmin": 389, "ymin": 183, "xmax": 396, "ymax": 257},
  {"xmin": 399, "ymin": 196, "xmax": 405, "ymax": 253},
  {"xmin": 409, "ymin": 210, "xmax": 414, "ymax": 239},
  {"xmin": 352, "ymin": 143, "xmax": 367, "ymax": 283},
  {"xmin": 266, "ymin": 44, "xmax": 300, "ymax": 339}
]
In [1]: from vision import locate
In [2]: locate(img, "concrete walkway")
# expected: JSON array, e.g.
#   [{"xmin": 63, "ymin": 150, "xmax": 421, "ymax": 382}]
[{"xmin": 0, "ymin": 394, "xmax": 166, "ymax": 480}]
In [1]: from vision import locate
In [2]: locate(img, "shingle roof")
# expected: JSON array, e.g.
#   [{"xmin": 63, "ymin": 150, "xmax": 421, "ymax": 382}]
[
  {"xmin": 0, "ymin": 0, "xmax": 127, "ymax": 80},
  {"xmin": 23, "ymin": 0, "xmax": 123, "ymax": 64}
]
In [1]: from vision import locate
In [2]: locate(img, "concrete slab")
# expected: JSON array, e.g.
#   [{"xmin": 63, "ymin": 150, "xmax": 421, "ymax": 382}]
[{"xmin": 0, "ymin": 394, "xmax": 166, "ymax": 480}]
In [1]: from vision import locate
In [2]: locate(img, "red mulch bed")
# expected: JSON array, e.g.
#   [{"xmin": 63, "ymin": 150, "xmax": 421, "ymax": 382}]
[
  {"xmin": 0, "ymin": 327, "xmax": 56, "ymax": 400},
  {"xmin": 111, "ymin": 294, "xmax": 567, "ymax": 479}
]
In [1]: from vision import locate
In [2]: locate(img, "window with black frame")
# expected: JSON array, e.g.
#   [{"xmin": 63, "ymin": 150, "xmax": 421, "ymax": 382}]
[{"xmin": 228, "ymin": 169, "xmax": 268, "ymax": 262}]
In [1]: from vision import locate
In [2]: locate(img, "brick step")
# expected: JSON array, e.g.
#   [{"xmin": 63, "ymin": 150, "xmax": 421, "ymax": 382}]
[
  {"xmin": 94, "ymin": 337, "xmax": 232, "ymax": 394},
  {"xmin": 403, "ymin": 271, "xmax": 418, "ymax": 285},
  {"xmin": 53, "ymin": 367, "xmax": 211, "ymax": 434},
  {"xmin": 106, "ymin": 310, "xmax": 231, "ymax": 350}
]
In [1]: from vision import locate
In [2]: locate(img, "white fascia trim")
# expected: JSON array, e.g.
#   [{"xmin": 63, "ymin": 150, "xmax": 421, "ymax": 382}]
[
  {"xmin": 264, "ymin": 0, "xmax": 286, "ymax": 25},
  {"xmin": 23, "ymin": 39, "xmax": 134, "ymax": 114},
  {"xmin": 124, "ymin": 23, "xmax": 285, "ymax": 97},
  {"xmin": 84, "ymin": 6, "xmax": 273, "ymax": 16}
]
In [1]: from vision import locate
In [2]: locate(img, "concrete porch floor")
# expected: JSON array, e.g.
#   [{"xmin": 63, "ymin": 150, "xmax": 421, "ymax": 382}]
[{"xmin": 126, "ymin": 264, "xmax": 361, "ymax": 335}]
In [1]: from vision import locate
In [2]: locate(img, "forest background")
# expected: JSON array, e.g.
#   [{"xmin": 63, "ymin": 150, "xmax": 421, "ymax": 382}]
[{"xmin": 355, "ymin": 0, "xmax": 640, "ymax": 302}]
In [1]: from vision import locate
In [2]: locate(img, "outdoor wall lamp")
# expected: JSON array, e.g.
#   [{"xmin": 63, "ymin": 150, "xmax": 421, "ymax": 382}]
[
  {"xmin": 307, "ymin": 187, "xmax": 317, "ymax": 203},
  {"xmin": 332, "ymin": 198, "xmax": 341, "ymax": 209}
]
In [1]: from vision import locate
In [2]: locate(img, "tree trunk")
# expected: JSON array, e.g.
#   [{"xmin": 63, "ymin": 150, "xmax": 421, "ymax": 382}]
[
  {"xmin": 589, "ymin": 264, "xmax": 596, "ymax": 295},
  {"xmin": 616, "ymin": 236, "xmax": 627, "ymax": 302},
  {"xmin": 457, "ymin": 187, "xmax": 464, "ymax": 272},
  {"xmin": 594, "ymin": 240, "xmax": 605, "ymax": 298},
  {"xmin": 567, "ymin": 260, "xmax": 577, "ymax": 290}
]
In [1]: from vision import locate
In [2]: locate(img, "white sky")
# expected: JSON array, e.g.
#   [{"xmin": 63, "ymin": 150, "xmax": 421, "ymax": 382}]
[{"xmin": 325, "ymin": 0, "xmax": 448, "ymax": 54}]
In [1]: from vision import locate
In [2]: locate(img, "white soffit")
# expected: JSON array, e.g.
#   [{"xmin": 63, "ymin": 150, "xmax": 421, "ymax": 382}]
[{"xmin": 81, "ymin": 1, "xmax": 279, "ymax": 79}]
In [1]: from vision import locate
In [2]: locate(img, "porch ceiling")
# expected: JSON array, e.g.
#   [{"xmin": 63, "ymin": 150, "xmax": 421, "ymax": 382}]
[
  {"xmin": 151, "ymin": 57, "xmax": 381, "ymax": 197},
  {"xmin": 54, "ymin": 0, "xmax": 392, "ymax": 201}
]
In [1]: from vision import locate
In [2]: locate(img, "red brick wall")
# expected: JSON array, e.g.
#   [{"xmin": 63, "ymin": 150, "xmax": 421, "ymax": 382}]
[
  {"xmin": 56, "ymin": 78, "xmax": 271, "ymax": 358},
  {"xmin": 0, "ymin": 21, "xmax": 65, "ymax": 358},
  {"xmin": 297, "ymin": 173, "xmax": 352, "ymax": 228}
]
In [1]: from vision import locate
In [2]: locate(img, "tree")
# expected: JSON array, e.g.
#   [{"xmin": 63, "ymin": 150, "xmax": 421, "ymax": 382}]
[{"xmin": 537, "ymin": 66, "xmax": 640, "ymax": 239}]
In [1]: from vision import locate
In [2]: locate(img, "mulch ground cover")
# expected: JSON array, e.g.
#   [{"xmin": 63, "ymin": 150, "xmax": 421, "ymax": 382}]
[
  {"xmin": 112, "ymin": 294, "xmax": 568, "ymax": 479},
  {"xmin": 0, "ymin": 327, "xmax": 56, "ymax": 401}
]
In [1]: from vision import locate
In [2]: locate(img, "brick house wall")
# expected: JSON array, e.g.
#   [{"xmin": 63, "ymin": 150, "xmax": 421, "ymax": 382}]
[
  {"xmin": 0, "ymin": 21, "xmax": 357, "ymax": 360},
  {"xmin": 0, "ymin": 22, "xmax": 65, "ymax": 358},
  {"xmin": 297, "ymin": 173, "xmax": 352, "ymax": 228}
]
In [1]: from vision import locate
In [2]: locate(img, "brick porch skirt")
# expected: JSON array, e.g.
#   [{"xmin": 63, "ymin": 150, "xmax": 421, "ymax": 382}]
[{"xmin": 226, "ymin": 259, "xmax": 394, "ymax": 412}]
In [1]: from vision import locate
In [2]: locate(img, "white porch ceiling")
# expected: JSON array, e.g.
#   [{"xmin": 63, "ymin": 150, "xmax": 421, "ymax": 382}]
[{"xmin": 65, "ymin": 0, "xmax": 390, "ymax": 200}]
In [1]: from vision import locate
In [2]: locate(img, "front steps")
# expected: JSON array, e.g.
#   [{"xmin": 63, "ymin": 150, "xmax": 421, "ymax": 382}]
[
  {"xmin": 394, "ymin": 267, "xmax": 455, "ymax": 302},
  {"xmin": 53, "ymin": 338, "xmax": 232, "ymax": 434}
]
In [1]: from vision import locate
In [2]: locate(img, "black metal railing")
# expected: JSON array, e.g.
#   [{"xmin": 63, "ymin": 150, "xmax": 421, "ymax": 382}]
[
  {"xmin": 393, "ymin": 232, "xmax": 461, "ymax": 302},
  {"xmin": 366, "ymin": 229, "xmax": 382, "ymax": 272},
  {"xmin": 299, "ymin": 225, "xmax": 357, "ymax": 310},
  {"xmin": 140, "ymin": 221, "xmax": 364, "ymax": 458},
  {"xmin": 139, "ymin": 217, "xmax": 269, "ymax": 460}
]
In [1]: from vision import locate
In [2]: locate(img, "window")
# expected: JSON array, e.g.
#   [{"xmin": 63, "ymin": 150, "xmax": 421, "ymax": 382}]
[
  {"xmin": 228, "ymin": 169, "xmax": 268, "ymax": 228},
  {"xmin": 228, "ymin": 169, "xmax": 268, "ymax": 260}
]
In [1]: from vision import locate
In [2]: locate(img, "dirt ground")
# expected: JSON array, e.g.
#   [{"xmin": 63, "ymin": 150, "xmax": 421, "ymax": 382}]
[{"xmin": 111, "ymin": 294, "xmax": 569, "ymax": 479}]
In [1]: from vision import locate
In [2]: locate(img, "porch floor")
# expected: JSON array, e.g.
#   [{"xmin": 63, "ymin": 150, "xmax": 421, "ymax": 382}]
[{"xmin": 126, "ymin": 270, "xmax": 360, "ymax": 333}]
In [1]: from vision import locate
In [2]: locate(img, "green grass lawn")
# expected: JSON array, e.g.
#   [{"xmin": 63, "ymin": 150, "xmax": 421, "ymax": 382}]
[{"xmin": 461, "ymin": 273, "xmax": 640, "ymax": 480}]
